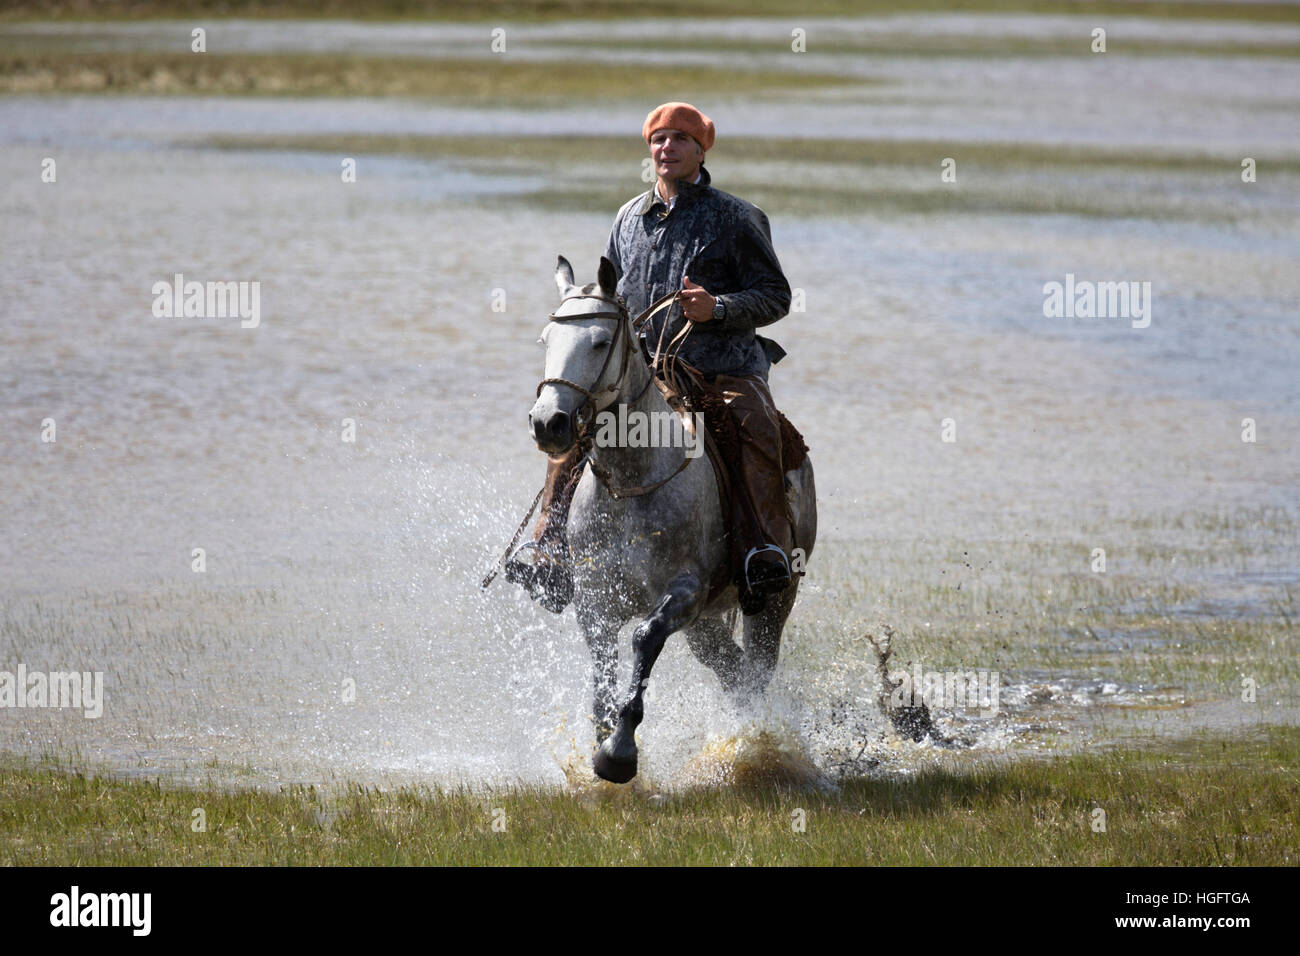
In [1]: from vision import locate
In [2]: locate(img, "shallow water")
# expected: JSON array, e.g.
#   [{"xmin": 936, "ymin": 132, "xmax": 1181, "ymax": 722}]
[{"xmin": 1, "ymin": 13, "xmax": 1297, "ymax": 790}]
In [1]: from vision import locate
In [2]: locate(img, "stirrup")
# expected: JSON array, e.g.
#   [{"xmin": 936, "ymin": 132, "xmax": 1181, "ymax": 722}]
[
  {"xmin": 739, "ymin": 544, "xmax": 791, "ymax": 615},
  {"xmin": 504, "ymin": 540, "xmax": 574, "ymax": 614},
  {"xmin": 744, "ymin": 544, "xmax": 791, "ymax": 589}
]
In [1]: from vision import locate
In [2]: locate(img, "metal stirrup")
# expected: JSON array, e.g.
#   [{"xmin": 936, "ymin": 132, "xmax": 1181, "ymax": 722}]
[{"xmin": 743, "ymin": 544, "xmax": 791, "ymax": 589}]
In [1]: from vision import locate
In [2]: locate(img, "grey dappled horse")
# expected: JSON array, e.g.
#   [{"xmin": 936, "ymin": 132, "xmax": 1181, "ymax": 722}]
[{"xmin": 527, "ymin": 256, "xmax": 817, "ymax": 783}]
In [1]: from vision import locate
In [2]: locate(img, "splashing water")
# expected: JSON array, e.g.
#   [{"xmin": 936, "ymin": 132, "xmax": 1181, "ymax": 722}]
[{"xmin": 677, "ymin": 727, "xmax": 831, "ymax": 791}]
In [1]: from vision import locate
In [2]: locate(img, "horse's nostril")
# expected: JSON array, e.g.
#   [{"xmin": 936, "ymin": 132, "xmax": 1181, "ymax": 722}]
[{"xmin": 546, "ymin": 410, "xmax": 570, "ymax": 437}]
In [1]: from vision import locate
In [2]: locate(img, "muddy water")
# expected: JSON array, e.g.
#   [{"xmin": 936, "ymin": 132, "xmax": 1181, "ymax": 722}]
[{"xmin": 1, "ymin": 14, "xmax": 1298, "ymax": 789}]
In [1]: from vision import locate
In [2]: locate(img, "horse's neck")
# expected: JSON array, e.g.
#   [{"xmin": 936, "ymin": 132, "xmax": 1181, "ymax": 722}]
[{"xmin": 587, "ymin": 344, "xmax": 682, "ymax": 488}]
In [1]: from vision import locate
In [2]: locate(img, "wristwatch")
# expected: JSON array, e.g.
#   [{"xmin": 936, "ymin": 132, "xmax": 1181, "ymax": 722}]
[{"xmin": 712, "ymin": 297, "xmax": 726, "ymax": 322}]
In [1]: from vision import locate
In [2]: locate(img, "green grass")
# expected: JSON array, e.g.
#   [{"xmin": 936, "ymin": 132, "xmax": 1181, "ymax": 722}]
[
  {"xmin": 5, "ymin": 2, "xmax": 1298, "ymax": 99},
  {"xmin": 0, "ymin": 49, "xmax": 855, "ymax": 99},
  {"xmin": 2, "ymin": 725, "xmax": 1296, "ymax": 864}
]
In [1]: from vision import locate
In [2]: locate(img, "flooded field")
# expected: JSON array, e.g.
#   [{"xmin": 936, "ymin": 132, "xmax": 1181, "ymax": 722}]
[{"xmin": 1, "ymin": 11, "xmax": 1297, "ymax": 792}]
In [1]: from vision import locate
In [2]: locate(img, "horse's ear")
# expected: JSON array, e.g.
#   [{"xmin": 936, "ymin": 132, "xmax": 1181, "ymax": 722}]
[
  {"xmin": 555, "ymin": 255, "xmax": 575, "ymax": 297},
  {"xmin": 597, "ymin": 256, "xmax": 617, "ymax": 297}
]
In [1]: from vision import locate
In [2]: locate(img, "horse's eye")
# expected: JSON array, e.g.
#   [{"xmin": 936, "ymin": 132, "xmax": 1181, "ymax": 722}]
[{"xmin": 593, "ymin": 340, "xmax": 610, "ymax": 350}]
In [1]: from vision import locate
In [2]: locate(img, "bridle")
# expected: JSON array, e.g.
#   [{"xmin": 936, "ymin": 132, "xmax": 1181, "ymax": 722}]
[
  {"xmin": 536, "ymin": 292, "xmax": 642, "ymax": 433},
  {"xmin": 481, "ymin": 287, "xmax": 694, "ymax": 589},
  {"xmin": 535, "ymin": 289, "xmax": 692, "ymax": 499}
]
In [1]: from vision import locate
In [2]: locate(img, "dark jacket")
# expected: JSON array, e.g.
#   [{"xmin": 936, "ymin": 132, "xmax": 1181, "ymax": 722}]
[{"xmin": 603, "ymin": 165, "xmax": 791, "ymax": 379}]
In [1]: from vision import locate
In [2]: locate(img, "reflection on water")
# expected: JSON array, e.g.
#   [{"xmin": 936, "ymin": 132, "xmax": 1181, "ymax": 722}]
[{"xmin": 1, "ymin": 14, "xmax": 1298, "ymax": 789}]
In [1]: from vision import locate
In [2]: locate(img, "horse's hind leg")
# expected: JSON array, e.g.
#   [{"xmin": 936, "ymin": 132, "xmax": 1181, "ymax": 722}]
[
  {"xmin": 576, "ymin": 605, "xmax": 620, "ymax": 744},
  {"xmin": 683, "ymin": 613, "xmax": 743, "ymax": 696},
  {"xmin": 593, "ymin": 571, "xmax": 704, "ymax": 784},
  {"xmin": 740, "ymin": 583, "xmax": 798, "ymax": 703}
]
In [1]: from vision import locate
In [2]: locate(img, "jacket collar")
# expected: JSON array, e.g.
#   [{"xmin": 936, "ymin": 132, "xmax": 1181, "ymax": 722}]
[{"xmin": 639, "ymin": 164, "xmax": 711, "ymax": 216}]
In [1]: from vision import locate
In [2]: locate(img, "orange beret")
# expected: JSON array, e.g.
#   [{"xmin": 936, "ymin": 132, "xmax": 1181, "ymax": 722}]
[{"xmin": 642, "ymin": 102, "xmax": 715, "ymax": 151}]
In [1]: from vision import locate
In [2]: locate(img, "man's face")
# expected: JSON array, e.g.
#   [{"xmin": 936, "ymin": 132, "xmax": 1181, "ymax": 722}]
[{"xmin": 649, "ymin": 128, "xmax": 704, "ymax": 182}]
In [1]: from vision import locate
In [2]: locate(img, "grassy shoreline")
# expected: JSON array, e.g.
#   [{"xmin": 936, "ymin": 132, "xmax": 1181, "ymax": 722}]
[
  {"xmin": 3, "ymin": 725, "xmax": 1296, "ymax": 865},
  {"xmin": 3, "ymin": 1, "xmax": 1300, "ymax": 23}
]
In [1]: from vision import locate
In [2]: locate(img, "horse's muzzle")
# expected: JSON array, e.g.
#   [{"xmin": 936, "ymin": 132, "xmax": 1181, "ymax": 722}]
[{"xmin": 530, "ymin": 406, "xmax": 575, "ymax": 455}]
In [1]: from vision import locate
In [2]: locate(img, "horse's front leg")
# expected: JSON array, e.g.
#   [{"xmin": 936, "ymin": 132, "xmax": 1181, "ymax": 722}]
[
  {"xmin": 593, "ymin": 571, "xmax": 704, "ymax": 783},
  {"xmin": 576, "ymin": 603, "xmax": 621, "ymax": 744}
]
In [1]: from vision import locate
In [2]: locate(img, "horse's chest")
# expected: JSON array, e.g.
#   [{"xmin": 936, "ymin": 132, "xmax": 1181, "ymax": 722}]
[{"xmin": 569, "ymin": 488, "xmax": 693, "ymax": 576}]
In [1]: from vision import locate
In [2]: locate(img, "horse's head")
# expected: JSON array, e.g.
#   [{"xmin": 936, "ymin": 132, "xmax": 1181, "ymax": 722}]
[{"xmin": 530, "ymin": 255, "xmax": 630, "ymax": 455}]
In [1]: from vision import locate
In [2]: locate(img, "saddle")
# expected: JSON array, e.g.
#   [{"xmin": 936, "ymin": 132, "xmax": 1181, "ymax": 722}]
[{"xmin": 651, "ymin": 359, "xmax": 809, "ymax": 603}]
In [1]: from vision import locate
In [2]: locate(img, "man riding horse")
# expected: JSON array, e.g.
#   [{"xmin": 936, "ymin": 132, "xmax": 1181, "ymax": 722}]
[{"xmin": 507, "ymin": 101, "xmax": 797, "ymax": 615}]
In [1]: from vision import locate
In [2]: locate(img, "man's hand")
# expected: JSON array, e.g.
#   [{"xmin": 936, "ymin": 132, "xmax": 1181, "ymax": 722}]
[{"xmin": 681, "ymin": 275, "xmax": 717, "ymax": 322}]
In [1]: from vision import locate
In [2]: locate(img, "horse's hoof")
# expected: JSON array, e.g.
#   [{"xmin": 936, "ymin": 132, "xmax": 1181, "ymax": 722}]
[{"xmin": 592, "ymin": 745, "xmax": 637, "ymax": 784}]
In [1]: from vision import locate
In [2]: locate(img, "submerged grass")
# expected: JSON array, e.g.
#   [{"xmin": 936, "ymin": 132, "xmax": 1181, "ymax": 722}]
[
  {"xmin": 592, "ymin": 34, "xmax": 1300, "ymax": 60},
  {"xmin": 2, "ymin": 725, "xmax": 1296, "ymax": 864},
  {"xmin": 201, "ymin": 132, "xmax": 1300, "ymax": 173},
  {"xmin": 195, "ymin": 132, "xmax": 1299, "ymax": 221},
  {"xmin": 787, "ymin": 507, "xmax": 1300, "ymax": 719}
]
